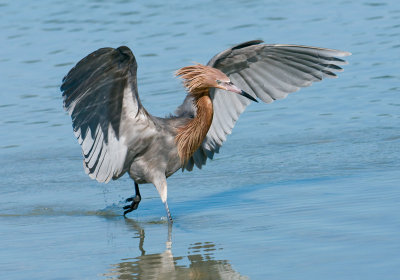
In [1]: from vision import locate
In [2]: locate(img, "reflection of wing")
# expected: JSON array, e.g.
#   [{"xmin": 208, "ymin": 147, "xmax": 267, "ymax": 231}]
[
  {"xmin": 185, "ymin": 40, "xmax": 351, "ymax": 170},
  {"xmin": 61, "ymin": 46, "xmax": 157, "ymax": 183}
]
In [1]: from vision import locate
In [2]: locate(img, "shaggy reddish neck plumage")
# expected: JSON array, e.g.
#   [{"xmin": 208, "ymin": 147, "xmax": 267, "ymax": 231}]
[
  {"xmin": 175, "ymin": 64, "xmax": 229, "ymax": 164},
  {"xmin": 175, "ymin": 92, "xmax": 213, "ymax": 164}
]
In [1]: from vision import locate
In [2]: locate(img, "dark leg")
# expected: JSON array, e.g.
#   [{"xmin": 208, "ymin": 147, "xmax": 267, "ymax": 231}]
[
  {"xmin": 123, "ymin": 182, "xmax": 141, "ymax": 216},
  {"xmin": 164, "ymin": 201, "xmax": 173, "ymax": 223}
]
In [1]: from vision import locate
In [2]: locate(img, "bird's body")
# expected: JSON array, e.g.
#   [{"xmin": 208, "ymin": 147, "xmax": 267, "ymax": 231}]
[
  {"xmin": 61, "ymin": 40, "xmax": 350, "ymax": 222},
  {"xmin": 126, "ymin": 117, "xmax": 181, "ymax": 183}
]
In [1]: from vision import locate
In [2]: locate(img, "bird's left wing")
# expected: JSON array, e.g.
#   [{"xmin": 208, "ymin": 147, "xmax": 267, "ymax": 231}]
[
  {"xmin": 61, "ymin": 46, "xmax": 157, "ymax": 183},
  {"xmin": 185, "ymin": 40, "xmax": 350, "ymax": 170}
]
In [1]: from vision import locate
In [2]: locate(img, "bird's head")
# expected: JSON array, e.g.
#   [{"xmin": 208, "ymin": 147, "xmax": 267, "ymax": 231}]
[{"xmin": 176, "ymin": 64, "xmax": 258, "ymax": 102}]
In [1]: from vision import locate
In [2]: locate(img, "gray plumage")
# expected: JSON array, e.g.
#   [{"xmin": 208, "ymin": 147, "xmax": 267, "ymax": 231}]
[{"xmin": 61, "ymin": 40, "xmax": 350, "ymax": 222}]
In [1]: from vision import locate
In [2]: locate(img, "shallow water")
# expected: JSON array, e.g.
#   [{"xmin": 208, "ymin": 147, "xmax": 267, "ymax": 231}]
[{"xmin": 1, "ymin": 0, "xmax": 400, "ymax": 279}]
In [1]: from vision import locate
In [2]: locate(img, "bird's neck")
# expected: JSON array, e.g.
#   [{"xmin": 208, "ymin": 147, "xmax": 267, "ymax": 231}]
[{"xmin": 175, "ymin": 92, "xmax": 213, "ymax": 164}]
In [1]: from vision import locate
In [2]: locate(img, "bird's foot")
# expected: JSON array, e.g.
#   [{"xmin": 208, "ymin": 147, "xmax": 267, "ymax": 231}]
[{"xmin": 123, "ymin": 195, "xmax": 141, "ymax": 216}]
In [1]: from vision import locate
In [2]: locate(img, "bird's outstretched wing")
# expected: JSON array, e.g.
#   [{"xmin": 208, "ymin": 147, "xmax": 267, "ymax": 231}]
[
  {"xmin": 61, "ymin": 46, "xmax": 157, "ymax": 183},
  {"xmin": 185, "ymin": 40, "xmax": 351, "ymax": 170}
]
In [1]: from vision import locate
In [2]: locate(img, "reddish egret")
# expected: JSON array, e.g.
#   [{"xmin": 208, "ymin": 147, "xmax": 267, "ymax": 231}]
[{"xmin": 61, "ymin": 40, "xmax": 350, "ymax": 222}]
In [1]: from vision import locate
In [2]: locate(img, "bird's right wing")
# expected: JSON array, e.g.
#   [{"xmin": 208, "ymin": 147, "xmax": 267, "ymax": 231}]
[
  {"xmin": 61, "ymin": 46, "xmax": 157, "ymax": 183},
  {"xmin": 185, "ymin": 40, "xmax": 350, "ymax": 170}
]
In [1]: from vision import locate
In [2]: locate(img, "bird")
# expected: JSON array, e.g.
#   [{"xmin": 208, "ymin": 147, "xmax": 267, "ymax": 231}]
[{"xmin": 61, "ymin": 40, "xmax": 350, "ymax": 222}]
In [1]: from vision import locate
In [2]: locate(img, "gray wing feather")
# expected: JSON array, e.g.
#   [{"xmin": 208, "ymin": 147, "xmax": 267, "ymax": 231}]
[
  {"xmin": 174, "ymin": 95, "xmax": 196, "ymax": 118},
  {"xmin": 61, "ymin": 46, "xmax": 155, "ymax": 183},
  {"xmin": 186, "ymin": 40, "xmax": 351, "ymax": 170}
]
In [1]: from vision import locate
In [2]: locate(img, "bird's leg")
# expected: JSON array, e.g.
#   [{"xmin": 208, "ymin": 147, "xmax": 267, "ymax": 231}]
[
  {"xmin": 123, "ymin": 182, "xmax": 141, "ymax": 216},
  {"xmin": 164, "ymin": 201, "xmax": 173, "ymax": 223},
  {"xmin": 153, "ymin": 175, "xmax": 173, "ymax": 223}
]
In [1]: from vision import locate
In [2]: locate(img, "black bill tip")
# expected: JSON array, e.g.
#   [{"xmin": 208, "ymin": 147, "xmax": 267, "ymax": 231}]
[{"xmin": 240, "ymin": 90, "xmax": 258, "ymax": 103}]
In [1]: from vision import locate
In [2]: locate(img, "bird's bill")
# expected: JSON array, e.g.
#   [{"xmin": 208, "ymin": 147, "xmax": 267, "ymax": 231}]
[
  {"xmin": 240, "ymin": 90, "xmax": 258, "ymax": 102},
  {"xmin": 224, "ymin": 83, "xmax": 258, "ymax": 103}
]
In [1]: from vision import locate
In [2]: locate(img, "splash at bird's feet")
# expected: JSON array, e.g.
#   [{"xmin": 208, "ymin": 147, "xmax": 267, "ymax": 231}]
[{"xmin": 123, "ymin": 195, "xmax": 141, "ymax": 216}]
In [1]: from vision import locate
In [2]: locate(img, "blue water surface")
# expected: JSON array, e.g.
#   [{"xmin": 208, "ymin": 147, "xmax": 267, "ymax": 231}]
[{"xmin": 0, "ymin": 0, "xmax": 399, "ymax": 279}]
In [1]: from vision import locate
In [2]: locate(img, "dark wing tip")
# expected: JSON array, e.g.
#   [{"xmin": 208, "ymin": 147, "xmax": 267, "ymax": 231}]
[
  {"xmin": 231, "ymin": 40, "xmax": 264, "ymax": 50},
  {"xmin": 116, "ymin": 46, "xmax": 133, "ymax": 57},
  {"xmin": 116, "ymin": 46, "xmax": 137, "ymax": 71}
]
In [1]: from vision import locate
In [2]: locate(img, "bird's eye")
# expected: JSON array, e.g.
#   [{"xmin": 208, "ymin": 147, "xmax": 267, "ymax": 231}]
[{"xmin": 216, "ymin": 80, "xmax": 222, "ymax": 85}]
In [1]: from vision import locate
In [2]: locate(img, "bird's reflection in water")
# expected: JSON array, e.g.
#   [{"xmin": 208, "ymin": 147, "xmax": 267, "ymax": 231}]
[{"xmin": 103, "ymin": 219, "xmax": 247, "ymax": 280}]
